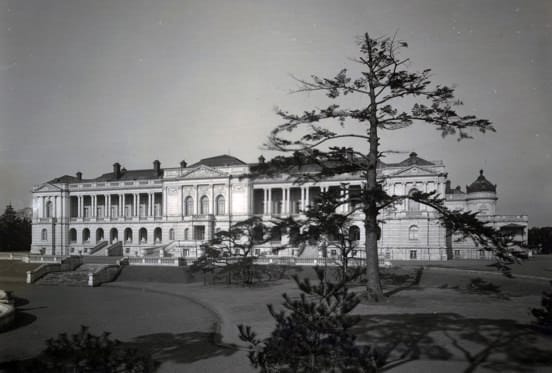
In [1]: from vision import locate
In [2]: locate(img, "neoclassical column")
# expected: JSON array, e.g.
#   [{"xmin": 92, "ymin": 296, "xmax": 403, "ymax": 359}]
[
  {"xmin": 210, "ymin": 184, "xmax": 215, "ymax": 215},
  {"xmin": 282, "ymin": 188, "xmax": 288, "ymax": 215},
  {"xmin": 267, "ymin": 188, "xmax": 272, "ymax": 215},
  {"xmin": 305, "ymin": 186, "xmax": 310, "ymax": 211},
  {"xmin": 262, "ymin": 188, "xmax": 267, "ymax": 215},
  {"xmin": 106, "ymin": 194, "xmax": 110, "ymax": 218},
  {"xmin": 118, "ymin": 194, "xmax": 122, "ymax": 217},
  {"xmin": 194, "ymin": 185, "xmax": 199, "ymax": 215},
  {"xmin": 300, "ymin": 187, "xmax": 305, "ymax": 211},
  {"xmin": 132, "ymin": 193, "xmax": 137, "ymax": 216}
]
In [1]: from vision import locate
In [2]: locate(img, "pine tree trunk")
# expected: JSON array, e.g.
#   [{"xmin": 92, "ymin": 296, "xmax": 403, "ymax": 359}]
[{"xmin": 364, "ymin": 42, "xmax": 385, "ymax": 301}]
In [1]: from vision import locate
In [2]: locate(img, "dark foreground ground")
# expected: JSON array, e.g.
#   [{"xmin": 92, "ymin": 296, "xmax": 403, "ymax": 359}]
[{"xmin": 0, "ymin": 256, "xmax": 551, "ymax": 372}]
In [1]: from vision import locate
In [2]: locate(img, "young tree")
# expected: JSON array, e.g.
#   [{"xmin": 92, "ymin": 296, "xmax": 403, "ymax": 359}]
[
  {"xmin": 238, "ymin": 267, "xmax": 379, "ymax": 372},
  {"xmin": 280, "ymin": 186, "xmax": 364, "ymax": 280},
  {"xmin": 252, "ymin": 33, "xmax": 519, "ymax": 300},
  {"xmin": 191, "ymin": 216, "xmax": 279, "ymax": 285}
]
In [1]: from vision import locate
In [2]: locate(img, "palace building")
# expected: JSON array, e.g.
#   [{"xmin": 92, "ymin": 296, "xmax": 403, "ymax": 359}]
[{"xmin": 30, "ymin": 153, "xmax": 528, "ymax": 261}]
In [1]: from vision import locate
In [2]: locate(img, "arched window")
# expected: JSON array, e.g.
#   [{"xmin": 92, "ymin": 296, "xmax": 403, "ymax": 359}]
[
  {"xmin": 216, "ymin": 195, "xmax": 225, "ymax": 215},
  {"xmin": 41, "ymin": 229, "xmax": 47, "ymax": 241},
  {"xmin": 69, "ymin": 228, "xmax": 77, "ymax": 243},
  {"xmin": 409, "ymin": 225, "xmax": 419, "ymax": 240},
  {"xmin": 154, "ymin": 227, "xmax": 162, "ymax": 243},
  {"xmin": 185, "ymin": 197, "xmax": 193, "ymax": 216},
  {"xmin": 82, "ymin": 228, "xmax": 91, "ymax": 243},
  {"xmin": 200, "ymin": 196, "xmax": 209, "ymax": 215},
  {"xmin": 169, "ymin": 228, "xmax": 175, "ymax": 240},
  {"xmin": 184, "ymin": 228, "xmax": 189, "ymax": 240},
  {"xmin": 349, "ymin": 225, "xmax": 361, "ymax": 241},
  {"xmin": 96, "ymin": 228, "xmax": 104, "ymax": 242},
  {"xmin": 408, "ymin": 189, "xmax": 420, "ymax": 211},
  {"xmin": 110, "ymin": 228, "xmax": 119, "ymax": 243},
  {"xmin": 124, "ymin": 228, "xmax": 133, "ymax": 243},
  {"xmin": 139, "ymin": 228, "xmax": 148, "ymax": 243},
  {"xmin": 46, "ymin": 201, "xmax": 53, "ymax": 218}
]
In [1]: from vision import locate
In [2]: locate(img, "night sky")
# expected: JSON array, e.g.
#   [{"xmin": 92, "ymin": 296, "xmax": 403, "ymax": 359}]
[{"xmin": 1, "ymin": 0, "xmax": 551, "ymax": 226}]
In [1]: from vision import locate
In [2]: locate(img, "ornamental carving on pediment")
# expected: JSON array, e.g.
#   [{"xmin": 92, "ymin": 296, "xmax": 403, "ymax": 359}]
[{"xmin": 182, "ymin": 166, "xmax": 226, "ymax": 179}]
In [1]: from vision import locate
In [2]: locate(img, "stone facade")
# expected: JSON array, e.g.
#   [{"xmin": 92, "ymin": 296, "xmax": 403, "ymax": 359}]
[{"xmin": 31, "ymin": 153, "xmax": 528, "ymax": 260}]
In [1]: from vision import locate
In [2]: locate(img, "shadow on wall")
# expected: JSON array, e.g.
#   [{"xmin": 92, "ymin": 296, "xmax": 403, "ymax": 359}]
[{"xmin": 354, "ymin": 313, "xmax": 552, "ymax": 372}]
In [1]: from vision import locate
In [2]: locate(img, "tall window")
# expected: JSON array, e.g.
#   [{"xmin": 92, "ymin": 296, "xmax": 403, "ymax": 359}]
[
  {"xmin": 200, "ymin": 196, "xmax": 209, "ymax": 215},
  {"xmin": 185, "ymin": 197, "xmax": 193, "ymax": 216},
  {"xmin": 41, "ymin": 229, "xmax": 47, "ymax": 241},
  {"xmin": 169, "ymin": 228, "xmax": 175, "ymax": 240},
  {"xmin": 69, "ymin": 229, "xmax": 77, "ymax": 243},
  {"xmin": 408, "ymin": 225, "xmax": 419, "ymax": 240},
  {"xmin": 407, "ymin": 189, "xmax": 420, "ymax": 211},
  {"xmin": 349, "ymin": 225, "xmax": 361, "ymax": 241},
  {"xmin": 184, "ymin": 228, "xmax": 189, "ymax": 240},
  {"xmin": 46, "ymin": 201, "xmax": 53, "ymax": 217},
  {"xmin": 216, "ymin": 195, "xmax": 225, "ymax": 215},
  {"xmin": 83, "ymin": 228, "xmax": 91, "ymax": 242}
]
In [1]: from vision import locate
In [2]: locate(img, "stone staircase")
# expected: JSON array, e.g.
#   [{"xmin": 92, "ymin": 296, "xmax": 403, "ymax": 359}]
[{"xmin": 35, "ymin": 264, "xmax": 108, "ymax": 286}]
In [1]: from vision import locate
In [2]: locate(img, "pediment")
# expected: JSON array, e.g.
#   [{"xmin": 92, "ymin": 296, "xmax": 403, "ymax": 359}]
[
  {"xmin": 390, "ymin": 166, "xmax": 437, "ymax": 177},
  {"xmin": 33, "ymin": 183, "xmax": 63, "ymax": 193},
  {"xmin": 180, "ymin": 165, "xmax": 227, "ymax": 179}
]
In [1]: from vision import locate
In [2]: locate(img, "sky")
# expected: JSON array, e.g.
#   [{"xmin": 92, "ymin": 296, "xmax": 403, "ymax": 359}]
[{"xmin": 0, "ymin": 0, "xmax": 551, "ymax": 226}]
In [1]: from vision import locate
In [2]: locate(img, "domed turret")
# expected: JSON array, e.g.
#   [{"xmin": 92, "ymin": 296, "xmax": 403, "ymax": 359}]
[
  {"xmin": 466, "ymin": 170, "xmax": 497, "ymax": 215},
  {"xmin": 466, "ymin": 170, "xmax": 496, "ymax": 193}
]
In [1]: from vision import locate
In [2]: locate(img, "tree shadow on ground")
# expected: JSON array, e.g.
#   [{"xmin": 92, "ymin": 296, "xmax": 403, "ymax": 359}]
[
  {"xmin": 126, "ymin": 330, "xmax": 237, "ymax": 365},
  {"xmin": 353, "ymin": 313, "xmax": 552, "ymax": 372},
  {"xmin": 0, "ymin": 330, "xmax": 237, "ymax": 372}
]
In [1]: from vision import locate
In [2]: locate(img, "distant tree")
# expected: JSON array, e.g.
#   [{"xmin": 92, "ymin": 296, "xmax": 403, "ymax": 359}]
[
  {"xmin": 252, "ymin": 33, "xmax": 520, "ymax": 300},
  {"xmin": 191, "ymin": 217, "xmax": 278, "ymax": 285},
  {"xmin": 0, "ymin": 205, "xmax": 31, "ymax": 252},
  {"xmin": 528, "ymin": 227, "xmax": 552, "ymax": 254},
  {"xmin": 238, "ymin": 267, "xmax": 379, "ymax": 372}
]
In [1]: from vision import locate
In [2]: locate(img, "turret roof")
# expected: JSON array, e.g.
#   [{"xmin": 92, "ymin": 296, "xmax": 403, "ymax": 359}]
[{"xmin": 466, "ymin": 170, "xmax": 496, "ymax": 193}]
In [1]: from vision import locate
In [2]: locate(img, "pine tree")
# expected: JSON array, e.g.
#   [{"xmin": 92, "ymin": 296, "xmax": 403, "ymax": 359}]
[
  {"xmin": 238, "ymin": 267, "xmax": 379, "ymax": 372},
  {"xmin": 251, "ymin": 33, "xmax": 520, "ymax": 300}
]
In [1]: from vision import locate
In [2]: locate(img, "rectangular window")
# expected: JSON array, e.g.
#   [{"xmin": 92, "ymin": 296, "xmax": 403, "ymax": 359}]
[
  {"xmin": 454, "ymin": 249, "xmax": 461, "ymax": 258},
  {"xmin": 182, "ymin": 249, "xmax": 189, "ymax": 257},
  {"xmin": 194, "ymin": 226, "xmax": 205, "ymax": 241},
  {"xmin": 409, "ymin": 250, "xmax": 417, "ymax": 260},
  {"xmin": 255, "ymin": 249, "xmax": 261, "ymax": 256}
]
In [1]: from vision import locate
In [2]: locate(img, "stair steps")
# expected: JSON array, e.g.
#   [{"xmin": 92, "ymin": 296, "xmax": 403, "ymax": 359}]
[{"xmin": 35, "ymin": 264, "xmax": 108, "ymax": 286}]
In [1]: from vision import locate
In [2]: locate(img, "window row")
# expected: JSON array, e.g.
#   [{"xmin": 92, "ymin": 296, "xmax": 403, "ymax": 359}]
[{"xmin": 184, "ymin": 195, "xmax": 225, "ymax": 216}]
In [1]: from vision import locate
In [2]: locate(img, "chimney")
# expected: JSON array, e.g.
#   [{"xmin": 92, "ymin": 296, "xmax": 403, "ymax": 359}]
[
  {"xmin": 258, "ymin": 155, "xmax": 265, "ymax": 164},
  {"xmin": 113, "ymin": 163, "xmax": 121, "ymax": 179},
  {"xmin": 153, "ymin": 160, "xmax": 161, "ymax": 176},
  {"xmin": 76, "ymin": 172, "xmax": 82, "ymax": 181},
  {"xmin": 180, "ymin": 160, "xmax": 187, "ymax": 168},
  {"xmin": 346, "ymin": 149, "xmax": 354, "ymax": 162}
]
